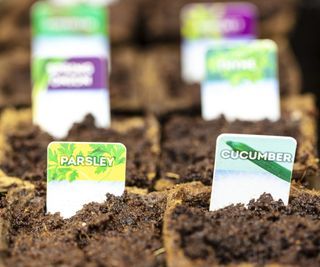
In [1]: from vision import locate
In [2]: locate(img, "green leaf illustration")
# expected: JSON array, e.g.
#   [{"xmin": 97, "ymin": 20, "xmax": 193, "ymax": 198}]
[
  {"xmin": 206, "ymin": 42, "xmax": 276, "ymax": 85},
  {"xmin": 48, "ymin": 143, "xmax": 78, "ymax": 182},
  {"xmin": 182, "ymin": 5, "xmax": 220, "ymax": 39},
  {"xmin": 58, "ymin": 143, "xmax": 76, "ymax": 156},
  {"xmin": 226, "ymin": 141, "xmax": 292, "ymax": 182},
  {"xmin": 95, "ymin": 166, "xmax": 106, "ymax": 175},
  {"xmin": 89, "ymin": 144, "xmax": 126, "ymax": 174},
  {"xmin": 69, "ymin": 170, "xmax": 79, "ymax": 182}
]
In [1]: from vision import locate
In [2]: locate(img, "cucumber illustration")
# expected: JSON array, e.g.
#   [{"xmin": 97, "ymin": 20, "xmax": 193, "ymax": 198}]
[{"xmin": 226, "ymin": 141, "xmax": 292, "ymax": 182}]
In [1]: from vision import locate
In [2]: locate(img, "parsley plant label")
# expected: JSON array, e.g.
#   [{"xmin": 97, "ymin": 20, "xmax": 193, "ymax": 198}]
[
  {"xmin": 47, "ymin": 142, "xmax": 126, "ymax": 218},
  {"xmin": 32, "ymin": 2, "xmax": 110, "ymax": 138},
  {"xmin": 181, "ymin": 2, "xmax": 257, "ymax": 83},
  {"xmin": 210, "ymin": 134, "xmax": 297, "ymax": 211}
]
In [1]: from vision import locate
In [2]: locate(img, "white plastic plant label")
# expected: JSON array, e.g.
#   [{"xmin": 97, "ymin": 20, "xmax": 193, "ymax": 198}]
[
  {"xmin": 47, "ymin": 142, "xmax": 126, "ymax": 218},
  {"xmin": 181, "ymin": 2, "xmax": 257, "ymax": 83},
  {"xmin": 210, "ymin": 134, "xmax": 297, "ymax": 211},
  {"xmin": 201, "ymin": 39, "xmax": 280, "ymax": 122},
  {"xmin": 32, "ymin": 2, "xmax": 110, "ymax": 138}
]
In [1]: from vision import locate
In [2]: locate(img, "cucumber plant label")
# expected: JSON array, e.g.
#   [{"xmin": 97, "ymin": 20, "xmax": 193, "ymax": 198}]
[
  {"xmin": 47, "ymin": 142, "xmax": 126, "ymax": 218},
  {"xmin": 202, "ymin": 39, "xmax": 280, "ymax": 121},
  {"xmin": 32, "ymin": 2, "xmax": 110, "ymax": 139},
  {"xmin": 210, "ymin": 134, "xmax": 297, "ymax": 211},
  {"xmin": 181, "ymin": 2, "xmax": 257, "ymax": 83}
]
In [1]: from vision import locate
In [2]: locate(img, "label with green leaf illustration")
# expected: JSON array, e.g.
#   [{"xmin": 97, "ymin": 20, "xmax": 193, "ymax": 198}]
[
  {"xmin": 47, "ymin": 142, "xmax": 126, "ymax": 218},
  {"xmin": 181, "ymin": 2, "xmax": 257, "ymax": 83},
  {"xmin": 32, "ymin": 2, "xmax": 108, "ymax": 36},
  {"xmin": 210, "ymin": 134, "xmax": 297, "ymax": 211},
  {"xmin": 32, "ymin": 2, "xmax": 110, "ymax": 139},
  {"xmin": 201, "ymin": 39, "xmax": 280, "ymax": 122}
]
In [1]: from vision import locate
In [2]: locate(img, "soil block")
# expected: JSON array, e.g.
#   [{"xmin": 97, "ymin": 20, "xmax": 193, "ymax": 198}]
[
  {"xmin": 0, "ymin": 174, "xmax": 167, "ymax": 267},
  {"xmin": 137, "ymin": 45, "xmax": 200, "ymax": 115},
  {"xmin": 163, "ymin": 182, "xmax": 320, "ymax": 267},
  {"xmin": 110, "ymin": 46, "xmax": 145, "ymax": 112},
  {"xmin": 109, "ymin": 0, "xmax": 143, "ymax": 45},
  {"xmin": 0, "ymin": 48, "xmax": 31, "ymax": 109},
  {"xmin": 0, "ymin": 109, "xmax": 160, "ymax": 191},
  {"xmin": 0, "ymin": 0, "xmax": 35, "ymax": 51},
  {"xmin": 157, "ymin": 95, "xmax": 318, "ymax": 190}
]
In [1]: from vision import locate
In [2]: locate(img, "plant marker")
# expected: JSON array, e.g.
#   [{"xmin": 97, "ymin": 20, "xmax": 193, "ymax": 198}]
[
  {"xmin": 47, "ymin": 142, "xmax": 126, "ymax": 218},
  {"xmin": 210, "ymin": 134, "xmax": 297, "ymax": 211},
  {"xmin": 201, "ymin": 39, "xmax": 280, "ymax": 121},
  {"xmin": 181, "ymin": 2, "xmax": 257, "ymax": 83},
  {"xmin": 31, "ymin": 2, "xmax": 110, "ymax": 138}
]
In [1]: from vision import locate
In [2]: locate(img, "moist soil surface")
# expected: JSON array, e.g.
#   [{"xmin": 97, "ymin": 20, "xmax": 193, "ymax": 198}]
[
  {"xmin": 1, "ymin": 115, "xmax": 157, "ymax": 192},
  {"xmin": 161, "ymin": 116, "xmax": 303, "ymax": 186},
  {"xmin": 171, "ymin": 191, "xmax": 320, "ymax": 266},
  {"xmin": 2, "ymin": 189, "xmax": 166, "ymax": 267}
]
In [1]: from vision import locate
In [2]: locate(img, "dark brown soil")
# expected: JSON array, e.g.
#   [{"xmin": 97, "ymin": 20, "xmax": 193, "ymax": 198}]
[
  {"xmin": 1, "ymin": 114, "xmax": 158, "ymax": 191},
  {"xmin": 2, "ymin": 188, "xmax": 166, "ymax": 267},
  {"xmin": 171, "ymin": 191, "xmax": 320, "ymax": 266},
  {"xmin": 160, "ymin": 116, "xmax": 302, "ymax": 186}
]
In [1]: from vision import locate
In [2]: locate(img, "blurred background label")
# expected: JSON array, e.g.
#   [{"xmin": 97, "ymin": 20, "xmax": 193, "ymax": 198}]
[
  {"xmin": 181, "ymin": 2, "xmax": 257, "ymax": 84},
  {"xmin": 32, "ymin": 2, "xmax": 110, "ymax": 138},
  {"xmin": 201, "ymin": 40, "xmax": 280, "ymax": 122}
]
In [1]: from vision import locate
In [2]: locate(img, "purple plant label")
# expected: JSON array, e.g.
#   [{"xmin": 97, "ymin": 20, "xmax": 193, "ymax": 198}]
[
  {"xmin": 181, "ymin": 3, "xmax": 257, "ymax": 84},
  {"xmin": 182, "ymin": 3, "xmax": 257, "ymax": 39},
  {"xmin": 47, "ymin": 57, "xmax": 107, "ymax": 90},
  {"xmin": 222, "ymin": 4, "xmax": 257, "ymax": 38}
]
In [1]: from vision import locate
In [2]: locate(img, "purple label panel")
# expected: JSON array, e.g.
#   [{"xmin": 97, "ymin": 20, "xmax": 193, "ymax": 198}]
[
  {"xmin": 47, "ymin": 57, "xmax": 107, "ymax": 90},
  {"xmin": 222, "ymin": 3, "xmax": 257, "ymax": 38},
  {"xmin": 182, "ymin": 3, "xmax": 257, "ymax": 39}
]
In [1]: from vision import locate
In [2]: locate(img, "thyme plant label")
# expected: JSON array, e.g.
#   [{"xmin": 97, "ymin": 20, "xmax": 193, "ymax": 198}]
[
  {"xmin": 181, "ymin": 2, "xmax": 257, "ymax": 83},
  {"xmin": 202, "ymin": 40, "xmax": 280, "ymax": 121},
  {"xmin": 47, "ymin": 142, "xmax": 126, "ymax": 218},
  {"xmin": 210, "ymin": 134, "xmax": 297, "ymax": 211},
  {"xmin": 32, "ymin": 2, "xmax": 110, "ymax": 139}
]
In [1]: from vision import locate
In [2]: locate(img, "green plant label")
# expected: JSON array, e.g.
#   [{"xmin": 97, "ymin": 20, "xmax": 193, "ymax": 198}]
[
  {"xmin": 210, "ymin": 134, "xmax": 297, "ymax": 211},
  {"xmin": 47, "ymin": 142, "xmax": 126, "ymax": 218},
  {"xmin": 181, "ymin": 2, "xmax": 257, "ymax": 83},
  {"xmin": 32, "ymin": 2, "xmax": 110, "ymax": 138},
  {"xmin": 201, "ymin": 39, "xmax": 280, "ymax": 122},
  {"xmin": 32, "ymin": 2, "xmax": 108, "ymax": 36}
]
